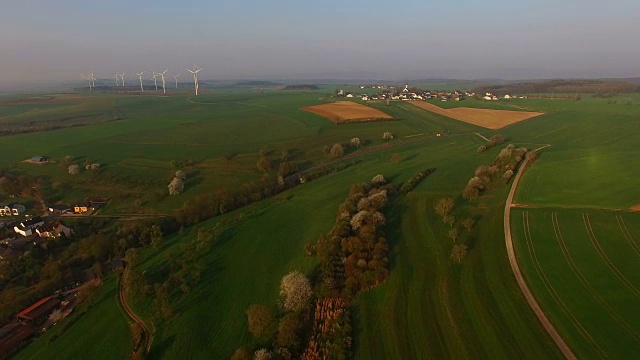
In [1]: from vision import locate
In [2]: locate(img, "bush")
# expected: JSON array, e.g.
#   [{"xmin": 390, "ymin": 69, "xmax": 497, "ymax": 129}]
[
  {"xmin": 371, "ymin": 174, "xmax": 386, "ymax": 185},
  {"xmin": 350, "ymin": 137, "xmax": 362, "ymax": 147},
  {"xmin": 85, "ymin": 163, "xmax": 101, "ymax": 171},
  {"xmin": 477, "ymin": 145, "xmax": 487, "ymax": 153},
  {"xmin": 399, "ymin": 168, "xmax": 435, "ymax": 195},
  {"xmin": 382, "ymin": 132, "xmax": 394, "ymax": 140},
  {"xmin": 68, "ymin": 165, "xmax": 80, "ymax": 175}
]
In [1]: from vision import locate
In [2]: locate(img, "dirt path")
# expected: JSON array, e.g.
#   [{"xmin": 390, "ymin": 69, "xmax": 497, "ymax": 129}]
[
  {"xmin": 475, "ymin": 132, "xmax": 489, "ymax": 141},
  {"xmin": 118, "ymin": 271, "xmax": 152, "ymax": 354},
  {"xmin": 504, "ymin": 147, "xmax": 576, "ymax": 360}
]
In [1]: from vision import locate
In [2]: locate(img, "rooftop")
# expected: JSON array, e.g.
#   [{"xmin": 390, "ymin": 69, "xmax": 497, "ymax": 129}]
[{"xmin": 17, "ymin": 296, "xmax": 60, "ymax": 321}]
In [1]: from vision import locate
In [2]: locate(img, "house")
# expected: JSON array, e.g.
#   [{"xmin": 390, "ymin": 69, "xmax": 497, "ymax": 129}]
[
  {"xmin": 29, "ymin": 156, "xmax": 48, "ymax": 163},
  {"xmin": 73, "ymin": 202, "xmax": 92, "ymax": 214},
  {"xmin": 36, "ymin": 222, "xmax": 73, "ymax": 239},
  {"xmin": 48, "ymin": 204, "xmax": 70, "ymax": 214},
  {"xmin": 0, "ymin": 204, "xmax": 25, "ymax": 217},
  {"xmin": 361, "ymin": 95, "xmax": 369, "ymax": 101},
  {"xmin": 16, "ymin": 296, "xmax": 61, "ymax": 325},
  {"xmin": 110, "ymin": 259, "xmax": 126, "ymax": 272},
  {"xmin": 0, "ymin": 322, "xmax": 35, "ymax": 359},
  {"xmin": 13, "ymin": 217, "xmax": 44, "ymax": 237},
  {"xmin": 504, "ymin": 94, "xmax": 513, "ymax": 99},
  {"xmin": 345, "ymin": 93, "xmax": 354, "ymax": 98}
]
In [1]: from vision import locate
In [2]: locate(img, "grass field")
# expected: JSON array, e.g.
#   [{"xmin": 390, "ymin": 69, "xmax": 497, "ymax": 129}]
[
  {"xmin": 5, "ymin": 89, "xmax": 640, "ymax": 359},
  {"xmin": 511, "ymin": 208, "xmax": 640, "ymax": 358}
]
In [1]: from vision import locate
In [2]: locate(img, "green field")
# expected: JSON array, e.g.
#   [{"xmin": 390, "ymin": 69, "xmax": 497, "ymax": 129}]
[
  {"xmin": 511, "ymin": 208, "xmax": 640, "ymax": 358},
  {"xmin": 4, "ymin": 90, "xmax": 640, "ymax": 359}
]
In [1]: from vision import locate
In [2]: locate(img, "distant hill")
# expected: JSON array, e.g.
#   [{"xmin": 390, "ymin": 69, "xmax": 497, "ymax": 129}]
[
  {"xmin": 283, "ymin": 84, "xmax": 319, "ymax": 90},
  {"xmin": 474, "ymin": 79, "xmax": 639, "ymax": 95},
  {"xmin": 234, "ymin": 80, "xmax": 281, "ymax": 86}
]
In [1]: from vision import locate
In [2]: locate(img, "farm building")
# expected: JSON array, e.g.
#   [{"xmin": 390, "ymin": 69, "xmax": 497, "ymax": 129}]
[
  {"xmin": 16, "ymin": 296, "xmax": 61, "ymax": 325},
  {"xmin": 0, "ymin": 203, "xmax": 25, "ymax": 217},
  {"xmin": 29, "ymin": 156, "xmax": 48, "ymax": 163},
  {"xmin": 0, "ymin": 322, "xmax": 35, "ymax": 359}
]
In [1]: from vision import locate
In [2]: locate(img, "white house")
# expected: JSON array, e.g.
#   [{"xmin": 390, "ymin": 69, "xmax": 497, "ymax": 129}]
[
  {"xmin": 13, "ymin": 217, "xmax": 44, "ymax": 237},
  {"xmin": 483, "ymin": 96, "xmax": 493, "ymax": 101},
  {"xmin": 346, "ymin": 93, "xmax": 354, "ymax": 98},
  {"xmin": 0, "ymin": 203, "xmax": 26, "ymax": 217},
  {"xmin": 361, "ymin": 95, "xmax": 370, "ymax": 101},
  {"xmin": 504, "ymin": 94, "xmax": 513, "ymax": 99}
]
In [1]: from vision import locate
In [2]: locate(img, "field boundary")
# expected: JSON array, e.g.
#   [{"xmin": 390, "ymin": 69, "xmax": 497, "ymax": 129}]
[{"xmin": 505, "ymin": 151, "xmax": 576, "ymax": 359}]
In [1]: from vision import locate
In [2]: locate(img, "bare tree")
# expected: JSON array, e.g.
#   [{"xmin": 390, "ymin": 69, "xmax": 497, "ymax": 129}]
[
  {"xmin": 462, "ymin": 218, "xmax": 475, "ymax": 232},
  {"xmin": 451, "ymin": 244, "xmax": 468, "ymax": 263},
  {"xmin": 448, "ymin": 228, "xmax": 459, "ymax": 242},
  {"xmin": 280, "ymin": 271, "xmax": 312, "ymax": 312},
  {"xmin": 434, "ymin": 197, "xmax": 455, "ymax": 221}
]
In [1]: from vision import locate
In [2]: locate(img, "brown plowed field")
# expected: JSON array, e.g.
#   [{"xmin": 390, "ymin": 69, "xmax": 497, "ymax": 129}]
[
  {"xmin": 411, "ymin": 101, "xmax": 544, "ymax": 129},
  {"xmin": 302, "ymin": 101, "xmax": 393, "ymax": 123},
  {"xmin": 629, "ymin": 205, "xmax": 640, "ymax": 212}
]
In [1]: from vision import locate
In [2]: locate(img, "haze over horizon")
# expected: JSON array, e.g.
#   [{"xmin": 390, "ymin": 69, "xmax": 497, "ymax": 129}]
[{"xmin": 1, "ymin": 0, "xmax": 639, "ymax": 85}]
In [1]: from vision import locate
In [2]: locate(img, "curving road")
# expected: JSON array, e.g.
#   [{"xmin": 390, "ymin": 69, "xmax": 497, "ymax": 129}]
[
  {"xmin": 504, "ymin": 146, "xmax": 576, "ymax": 360},
  {"xmin": 118, "ymin": 270, "xmax": 151, "ymax": 355}
]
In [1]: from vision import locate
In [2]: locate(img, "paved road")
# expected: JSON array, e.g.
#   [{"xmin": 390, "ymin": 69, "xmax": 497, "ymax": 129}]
[
  {"xmin": 118, "ymin": 270, "xmax": 151, "ymax": 354},
  {"xmin": 504, "ymin": 147, "xmax": 576, "ymax": 360}
]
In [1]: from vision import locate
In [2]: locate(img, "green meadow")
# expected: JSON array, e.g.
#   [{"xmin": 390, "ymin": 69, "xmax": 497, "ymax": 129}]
[{"xmin": 3, "ymin": 89, "xmax": 639, "ymax": 359}]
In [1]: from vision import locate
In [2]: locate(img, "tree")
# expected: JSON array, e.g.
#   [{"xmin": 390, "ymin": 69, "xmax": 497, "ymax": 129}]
[
  {"xmin": 391, "ymin": 153, "xmax": 401, "ymax": 164},
  {"xmin": 350, "ymin": 137, "xmax": 362, "ymax": 147},
  {"xmin": 246, "ymin": 304, "xmax": 274, "ymax": 338},
  {"xmin": 168, "ymin": 177, "xmax": 185, "ymax": 195},
  {"xmin": 451, "ymin": 244, "xmax": 468, "ymax": 263},
  {"xmin": 462, "ymin": 186, "xmax": 480, "ymax": 202},
  {"xmin": 231, "ymin": 348, "xmax": 253, "ymax": 360},
  {"xmin": 383, "ymin": 132, "xmax": 394, "ymax": 140},
  {"xmin": 276, "ymin": 313, "xmax": 302, "ymax": 350},
  {"xmin": 477, "ymin": 145, "xmax": 487, "ymax": 153},
  {"xmin": 150, "ymin": 224, "xmax": 163, "ymax": 248},
  {"xmin": 61, "ymin": 155, "xmax": 74, "ymax": 168},
  {"xmin": 488, "ymin": 134, "xmax": 504, "ymax": 146},
  {"xmin": 448, "ymin": 228, "xmax": 459, "ymax": 242},
  {"xmin": 434, "ymin": 197, "xmax": 455, "ymax": 221},
  {"xmin": 445, "ymin": 214, "xmax": 456, "ymax": 227},
  {"xmin": 280, "ymin": 271, "xmax": 312, "ymax": 312},
  {"xmin": 371, "ymin": 174, "xmax": 386, "ymax": 185},
  {"xmin": 329, "ymin": 144, "xmax": 344, "ymax": 159},
  {"xmin": 68, "ymin": 164, "xmax": 80, "ymax": 175},
  {"xmin": 257, "ymin": 156, "xmax": 271, "ymax": 173},
  {"xmin": 462, "ymin": 218, "xmax": 475, "ymax": 232},
  {"xmin": 175, "ymin": 170, "xmax": 186, "ymax": 180},
  {"xmin": 254, "ymin": 349, "xmax": 272, "ymax": 360}
]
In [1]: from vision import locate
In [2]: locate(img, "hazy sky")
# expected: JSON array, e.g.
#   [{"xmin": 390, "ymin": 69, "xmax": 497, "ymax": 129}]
[{"xmin": 1, "ymin": 0, "xmax": 639, "ymax": 83}]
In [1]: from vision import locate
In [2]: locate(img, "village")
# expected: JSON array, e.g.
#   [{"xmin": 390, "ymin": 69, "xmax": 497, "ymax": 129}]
[
  {"xmin": 0, "ymin": 199, "xmax": 120, "ymax": 358},
  {"xmin": 338, "ymin": 83, "xmax": 526, "ymax": 102}
]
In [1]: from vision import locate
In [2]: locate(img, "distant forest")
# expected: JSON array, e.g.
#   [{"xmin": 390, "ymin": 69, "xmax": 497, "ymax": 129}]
[
  {"xmin": 283, "ymin": 84, "xmax": 319, "ymax": 90},
  {"xmin": 474, "ymin": 79, "xmax": 639, "ymax": 95},
  {"xmin": 234, "ymin": 80, "xmax": 281, "ymax": 86}
]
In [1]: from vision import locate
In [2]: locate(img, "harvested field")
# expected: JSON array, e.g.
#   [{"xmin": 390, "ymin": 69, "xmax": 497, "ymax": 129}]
[
  {"xmin": 630, "ymin": 205, "xmax": 640, "ymax": 212},
  {"xmin": 301, "ymin": 101, "xmax": 393, "ymax": 123},
  {"xmin": 411, "ymin": 101, "xmax": 543, "ymax": 129}
]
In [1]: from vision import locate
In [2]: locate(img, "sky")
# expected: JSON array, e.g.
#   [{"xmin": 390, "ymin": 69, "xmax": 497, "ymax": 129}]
[{"xmin": 1, "ymin": 0, "xmax": 639, "ymax": 84}]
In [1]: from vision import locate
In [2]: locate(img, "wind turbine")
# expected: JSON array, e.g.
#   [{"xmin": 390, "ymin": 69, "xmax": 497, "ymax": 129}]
[
  {"xmin": 119, "ymin": 73, "xmax": 125, "ymax": 87},
  {"xmin": 136, "ymin": 72, "xmax": 144, "ymax": 92},
  {"xmin": 154, "ymin": 70, "xmax": 168, "ymax": 94},
  {"xmin": 114, "ymin": 74, "xmax": 120, "ymax": 86},
  {"xmin": 172, "ymin": 74, "xmax": 179, "ymax": 89},
  {"xmin": 152, "ymin": 73, "xmax": 158, "ymax": 90},
  {"xmin": 186, "ymin": 65, "xmax": 202, "ymax": 96},
  {"xmin": 90, "ymin": 72, "xmax": 96, "ymax": 88}
]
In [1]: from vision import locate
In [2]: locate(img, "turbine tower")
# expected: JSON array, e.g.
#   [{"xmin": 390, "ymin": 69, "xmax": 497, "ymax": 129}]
[
  {"xmin": 136, "ymin": 72, "xmax": 144, "ymax": 92},
  {"xmin": 119, "ymin": 73, "xmax": 125, "ymax": 87},
  {"xmin": 114, "ymin": 74, "xmax": 120, "ymax": 87},
  {"xmin": 152, "ymin": 73, "xmax": 158, "ymax": 90},
  {"xmin": 157, "ymin": 70, "xmax": 168, "ymax": 94},
  {"xmin": 186, "ymin": 64, "xmax": 202, "ymax": 96},
  {"xmin": 172, "ymin": 74, "xmax": 179, "ymax": 89}
]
